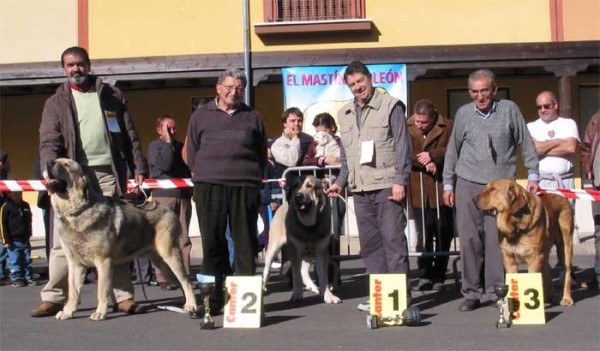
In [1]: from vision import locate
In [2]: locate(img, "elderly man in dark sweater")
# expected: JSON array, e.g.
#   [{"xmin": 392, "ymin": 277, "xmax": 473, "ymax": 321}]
[
  {"xmin": 443, "ymin": 69, "xmax": 539, "ymax": 312},
  {"xmin": 186, "ymin": 69, "xmax": 267, "ymax": 313}
]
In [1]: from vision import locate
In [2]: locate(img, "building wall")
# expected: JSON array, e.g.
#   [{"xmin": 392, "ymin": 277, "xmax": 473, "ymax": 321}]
[
  {"xmin": 0, "ymin": 0, "xmax": 78, "ymax": 64},
  {"xmin": 1, "ymin": 1, "xmax": 598, "ymax": 64},
  {"xmin": 89, "ymin": 0, "xmax": 553, "ymax": 58},
  {"xmin": 563, "ymin": 0, "xmax": 600, "ymax": 40},
  {"xmin": 251, "ymin": 0, "xmax": 552, "ymax": 52},
  {"xmin": 89, "ymin": 0, "xmax": 245, "ymax": 58}
]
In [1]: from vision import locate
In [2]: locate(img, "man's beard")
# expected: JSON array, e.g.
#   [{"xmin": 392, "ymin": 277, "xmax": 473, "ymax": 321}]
[{"xmin": 70, "ymin": 74, "xmax": 88, "ymax": 86}]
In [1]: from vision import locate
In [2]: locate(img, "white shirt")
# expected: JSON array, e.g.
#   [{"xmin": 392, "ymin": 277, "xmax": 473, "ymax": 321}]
[{"xmin": 527, "ymin": 116, "xmax": 580, "ymax": 175}]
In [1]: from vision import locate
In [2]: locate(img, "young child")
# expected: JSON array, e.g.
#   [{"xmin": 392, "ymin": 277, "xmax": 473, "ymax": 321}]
[{"xmin": 0, "ymin": 191, "xmax": 35, "ymax": 287}]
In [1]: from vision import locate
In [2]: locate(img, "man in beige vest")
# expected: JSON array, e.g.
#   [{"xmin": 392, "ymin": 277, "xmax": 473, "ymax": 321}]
[{"xmin": 327, "ymin": 61, "xmax": 411, "ymax": 312}]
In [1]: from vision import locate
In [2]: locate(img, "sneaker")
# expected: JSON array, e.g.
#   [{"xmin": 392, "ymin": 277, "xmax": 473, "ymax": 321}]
[
  {"xmin": 26, "ymin": 280, "xmax": 38, "ymax": 286},
  {"xmin": 432, "ymin": 281, "xmax": 443, "ymax": 291},
  {"xmin": 357, "ymin": 301, "xmax": 370, "ymax": 312},
  {"xmin": 11, "ymin": 280, "xmax": 26, "ymax": 287},
  {"xmin": 270, "ymin": 260, "xmax": 282, "ymax": 269}
]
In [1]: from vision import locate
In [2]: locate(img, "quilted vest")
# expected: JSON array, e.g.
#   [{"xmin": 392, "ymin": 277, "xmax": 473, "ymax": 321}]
[{"xmin": 337, "ymin": 89, "xmax": 399, "ymax": 192}]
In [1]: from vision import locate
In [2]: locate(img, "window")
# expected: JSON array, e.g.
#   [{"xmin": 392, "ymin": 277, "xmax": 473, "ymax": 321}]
[{"xmin": 255, "ymin": 0, "xmax": 370, "ymax": 35}]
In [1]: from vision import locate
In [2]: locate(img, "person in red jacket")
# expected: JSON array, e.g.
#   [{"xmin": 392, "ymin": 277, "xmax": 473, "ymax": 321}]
[{"xmin": 580, "ymin": 110, "xmax": 600, "ymax": 289}]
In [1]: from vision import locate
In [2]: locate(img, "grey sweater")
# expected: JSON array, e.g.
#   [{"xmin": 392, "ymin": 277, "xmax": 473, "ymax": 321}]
[{"xmin": 443, "ymin": 100, "xmax": 539, "ymax": 186}]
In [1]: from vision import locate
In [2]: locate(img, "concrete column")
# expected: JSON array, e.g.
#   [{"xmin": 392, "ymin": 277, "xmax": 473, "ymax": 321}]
[
  {"xmin": 543, "ymin": 63, "xmax": 588, "ymax": 118},
  {"xmin": 559, "ymin": 75, "xmax": 572, "ymax": 117}
]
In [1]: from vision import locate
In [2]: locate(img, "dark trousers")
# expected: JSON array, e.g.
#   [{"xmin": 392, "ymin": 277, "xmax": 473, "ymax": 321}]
[
  {"xmin": 353, "ymin": 188, "xmax": 409, "ymax": 274},
  {"xmin": 193, "ymin": 183, "xmax": 260, "ymax": 303},
  {"xmin": 132, "ymin": 258, "xmax": 154, "ymax": 284},
  {"xmin": 414, "ymin": 206, "xmax": 454, "ymax": 282},
  {"xmin": 455, "ymin": 177, "xmax": 504, "ymax": 302},
  {"xmin": 153, "ymin": 196, "xmax": 193, "ymax": 282}
]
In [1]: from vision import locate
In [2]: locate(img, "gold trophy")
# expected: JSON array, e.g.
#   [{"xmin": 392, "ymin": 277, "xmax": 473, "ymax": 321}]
[
  {"xmin": 196, "ymin": 274, "xmax": 216, "ymax": 330},
  {"xmin": 493, "ymin": 284, "xmax": 510, "ymax": 329},
  {"xmin": 367, "ymin": 306, "xmax": 421, "ymax": 329}
]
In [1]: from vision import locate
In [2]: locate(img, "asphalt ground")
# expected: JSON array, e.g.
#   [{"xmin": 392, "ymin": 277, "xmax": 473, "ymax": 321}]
[{"xmin": 0, "ymin": 237, "xmax": 598, "ymax": 351}]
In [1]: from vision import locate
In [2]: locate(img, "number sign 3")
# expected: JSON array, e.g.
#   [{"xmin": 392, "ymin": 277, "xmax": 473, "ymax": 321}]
[{"xmin": 505, "ymin": 273, "xmax": 546, "ymax": 325}]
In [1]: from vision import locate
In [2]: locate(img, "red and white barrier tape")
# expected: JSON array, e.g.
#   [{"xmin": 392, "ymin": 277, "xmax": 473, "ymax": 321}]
[
  {"xmin": 0, "ymin": 180, "xmax": 47, "ymax": 192},
  {"xmin": 0, "ymin": 179, "xmax": 196, "ymax": 192},
  {"xmin": 2, "ymin": 179, "xmax": 600, "ymax": 201},
  {"xmin": 537, "ymin": 188, "xmax": 600, "ymax": 201},
  {"xmin": 125, "ymin": 178, "xmax": 194, "ymax": 190}
]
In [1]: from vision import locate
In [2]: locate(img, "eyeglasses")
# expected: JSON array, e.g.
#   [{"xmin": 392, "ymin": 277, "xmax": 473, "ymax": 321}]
[
  {"xmin": 536, "ymin": 103, "xmax": 555, "ymax": 110},
  {"xmin": 220, "ymin": 84, "xmax": 245, "ymax": 93}
]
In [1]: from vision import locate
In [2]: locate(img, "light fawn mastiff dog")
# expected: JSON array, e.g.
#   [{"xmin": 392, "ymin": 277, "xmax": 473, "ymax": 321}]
[
  {"xmin": 44, "ymin": 158, "xmax": 197, "ymax": 320},
  {"xmin": 474, "ymin": 178, "xmax": 575, "ymax": 306},
  {"xmin": 262, "ymin": 175, "xmax": 341, "ymax": 304}
]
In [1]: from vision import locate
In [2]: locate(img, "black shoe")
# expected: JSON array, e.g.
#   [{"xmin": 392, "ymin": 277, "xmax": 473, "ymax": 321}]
[
  {"xmin": 188, "ymin": 305, "xmax": 205, "ymax": 319},
  {"xmin": 458, "ymin": 299, "xmax": 480, "ymax": 312},
  {"xmin": 414, "ymin": 278, "xmax": 433, "ymax": 291}
]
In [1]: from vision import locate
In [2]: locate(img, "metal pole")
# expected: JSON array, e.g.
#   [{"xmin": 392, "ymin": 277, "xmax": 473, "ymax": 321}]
[
  {"xmin": 419, "ymin": 171, "xmax": 426, "ymax": 254},
  {"xmin": 243, "ymin": 0, "xmax": 252, "ymax": 106}
]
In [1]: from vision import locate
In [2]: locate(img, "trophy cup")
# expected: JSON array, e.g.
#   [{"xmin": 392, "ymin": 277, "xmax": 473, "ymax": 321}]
[
  {"xmin": 196, "ymin": 274, "xmax": 216, "ymax": 330},
  {"xmin": 367, "ymin": 306, "xmax": 421, "ymax": 329},
  {"xmin": 493, "ymin": 284, "xmax": 510, "ymax": 329}
]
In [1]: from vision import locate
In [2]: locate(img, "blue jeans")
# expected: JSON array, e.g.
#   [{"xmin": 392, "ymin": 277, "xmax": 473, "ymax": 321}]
[
  {"xmin": 8, "ymin": 240, "xmax": 32, "ymax": 282},
  {"xmin": 0, "ymin": 246, "xmax": 7, "ymax": 279}
]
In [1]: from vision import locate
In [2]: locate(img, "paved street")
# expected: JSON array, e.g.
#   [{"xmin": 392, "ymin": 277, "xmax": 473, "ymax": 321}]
[{"xmin": 0, "ymin": 237, "xmax": 598, "ymax": 351}]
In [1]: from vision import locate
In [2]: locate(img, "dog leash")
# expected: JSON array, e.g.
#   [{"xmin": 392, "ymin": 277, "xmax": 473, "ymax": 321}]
[
  {"xmin": 131, "ymin": 183, "xmax": 188, "ymax": 314},
  {"xmin": 135, "ymin": 184, "xmax": 149, "ymax": 207},
  {"xmin": 133, "ymin": 257, "xmax": 188, "ymax": 314}
]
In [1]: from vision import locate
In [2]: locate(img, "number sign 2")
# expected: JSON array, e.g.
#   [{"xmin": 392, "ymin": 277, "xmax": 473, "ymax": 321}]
[
  {"xmin": 505, "ymin": 273, "xmax": 546, "ymax": 325},
  {"xmin": 224, "ymin": 276, "xmax": 263, "ymax": 328}
]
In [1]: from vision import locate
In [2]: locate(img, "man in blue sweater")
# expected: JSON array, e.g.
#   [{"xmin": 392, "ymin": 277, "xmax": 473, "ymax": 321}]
[{"xmin": 442, "ymin": 69, "xmax": 539, "ymax": 312}]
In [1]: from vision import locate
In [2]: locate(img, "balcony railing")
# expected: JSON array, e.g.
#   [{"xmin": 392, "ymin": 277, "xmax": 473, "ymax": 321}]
[{"xmin": 264, "ymin": 0, "xmax": 365, "ymax": 23}]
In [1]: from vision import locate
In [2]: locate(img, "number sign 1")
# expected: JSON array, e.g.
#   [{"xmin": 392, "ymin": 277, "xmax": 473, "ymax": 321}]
[
  {"xmin": 505, "ymin": 273, "xmax": 546, "ymax": 325},
  {"xmin": 223, "ymin": 276, "xmax": 263, "ymax": 328},
  {"xmin": 369, "ymin": 274, "xmax": 408, "ymax": 324}
]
